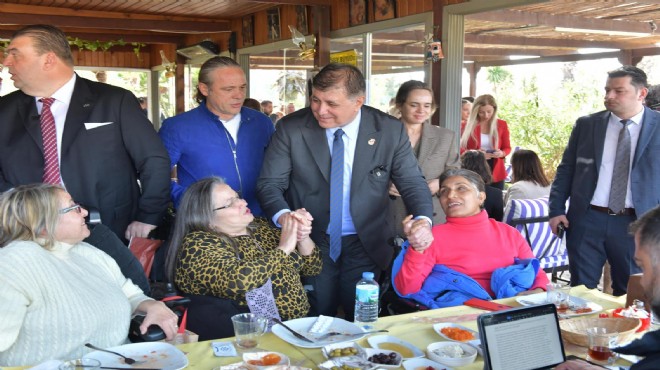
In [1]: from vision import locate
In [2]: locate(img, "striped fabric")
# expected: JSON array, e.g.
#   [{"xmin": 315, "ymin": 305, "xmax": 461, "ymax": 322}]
[{"xmin": 503, "ymin": 197, "xmax": 569, "ymax": 270}]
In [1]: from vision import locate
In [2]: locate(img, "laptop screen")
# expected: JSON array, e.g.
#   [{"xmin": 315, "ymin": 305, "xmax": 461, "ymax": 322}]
[{"xmin": 478, "ymin": 303, "xmax": 566, "ymax": 370}]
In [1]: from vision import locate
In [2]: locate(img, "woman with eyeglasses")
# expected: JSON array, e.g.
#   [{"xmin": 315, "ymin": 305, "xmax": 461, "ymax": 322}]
[
  {"xmin": 164, "ymin": 177, "xmax": 321, "ymax": 340},
  {"xmin": 0, "ymin": 184, "xmax": 177, "ymax": 366}
]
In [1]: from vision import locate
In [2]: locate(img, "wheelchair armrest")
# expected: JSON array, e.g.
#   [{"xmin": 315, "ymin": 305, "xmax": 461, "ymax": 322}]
[{"xmin": 128, "ymin": 315, "xmax": 166, "ymax": 342}]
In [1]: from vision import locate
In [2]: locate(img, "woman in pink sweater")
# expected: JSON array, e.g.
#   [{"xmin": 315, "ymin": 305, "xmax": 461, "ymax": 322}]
[{"xmin": 395, "ymin": 169, "xmax": 549, "ymax": 298}]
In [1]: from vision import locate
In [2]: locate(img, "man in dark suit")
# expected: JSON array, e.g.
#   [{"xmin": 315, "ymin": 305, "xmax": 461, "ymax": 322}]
[
  {"xmin": 257, "ymin": 63, "xmax": 434, "ymax": 320},
  {"xmin": 549, "ymin": 65, "xmax": 660, "ymax": 296},
  {"xmin": 0, "ymin": 25, "xmax": 170, "ymax": 291}
]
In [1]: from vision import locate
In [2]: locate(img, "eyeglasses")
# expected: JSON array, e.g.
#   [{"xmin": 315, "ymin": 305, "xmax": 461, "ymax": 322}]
[
  {"xmin": 59, "ymin": 203, "xmax": 82, "ymax": 214},
  {"xmin": 213, "ymin": 196, "xmax": 241, "ymax": 211}
]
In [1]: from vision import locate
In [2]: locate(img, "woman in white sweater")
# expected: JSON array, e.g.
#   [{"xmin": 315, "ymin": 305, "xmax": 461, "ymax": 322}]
[
  {"xmin": 504, "ymin": 149, "xmax": 551, "ymax": 205},
  {"xmin": 0, "ymin": 184, "xmax": 178, "ymax": 366}
]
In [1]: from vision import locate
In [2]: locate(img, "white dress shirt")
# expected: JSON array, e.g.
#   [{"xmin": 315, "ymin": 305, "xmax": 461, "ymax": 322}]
[{"xmin": 591, "ymin": 109, "xmax": 644, "ymax": 209}]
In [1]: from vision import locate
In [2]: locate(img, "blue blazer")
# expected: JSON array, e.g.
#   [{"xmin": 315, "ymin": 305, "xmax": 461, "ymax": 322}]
[{"xmin": 549, "ymin": 107, "xmax": 660, "ymax": 225}]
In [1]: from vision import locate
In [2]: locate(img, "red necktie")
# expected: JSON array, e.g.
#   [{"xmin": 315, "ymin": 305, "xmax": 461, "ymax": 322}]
[{"xmin": 40, "ymin": 97, "xmax": 62, "ymax": 185}]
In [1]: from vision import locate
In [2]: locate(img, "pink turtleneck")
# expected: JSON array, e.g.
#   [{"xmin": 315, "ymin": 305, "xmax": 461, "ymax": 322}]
[{"xmin": 395, "ymin": 210, "xmax": 549, "ymax": 297}]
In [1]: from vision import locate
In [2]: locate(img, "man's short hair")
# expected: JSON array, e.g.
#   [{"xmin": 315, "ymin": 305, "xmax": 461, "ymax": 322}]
[
  {"xmin": 195, "ymin": 56, "xmax": 241, "ymax": 104},
  {"xmin": 630, "ymin": 206, "xmax": 660, "ymax": 264},
  {"xmin": 261, "ymin": 100, "xmax": 272, "ymax": 106},
  {"xmin": 12, "ymin": 24, "xmax": 74, "ymax": 67},
  {"xmin": 608, "ymin": 65, "xmax": 649, "ymax": 90},
  {"xmin": 312, "ymin": 63, "xmax": 366, "ymax": 98}
]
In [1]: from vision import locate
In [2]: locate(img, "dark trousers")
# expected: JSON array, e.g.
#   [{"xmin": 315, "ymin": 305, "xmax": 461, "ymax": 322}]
[
  {"xmin": 566, "ymin": 208, "xmax": 640, "ymax": 296},
  {"xmin": 307, "ymin": 234, "xmax": 380, "ymax": 321}
]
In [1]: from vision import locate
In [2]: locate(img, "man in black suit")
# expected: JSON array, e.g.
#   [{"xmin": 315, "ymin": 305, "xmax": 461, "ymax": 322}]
[
  {"xmin": 0, "ymin": 25, "xmax": 170, "ymax": 292},
  {"xmin": 257, "ymin": 63, "xmax": 434, "ymax": 320}
]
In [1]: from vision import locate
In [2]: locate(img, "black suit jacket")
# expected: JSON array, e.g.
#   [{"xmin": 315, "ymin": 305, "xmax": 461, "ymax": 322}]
[
  {"xmin": 550, "ymin": 107, "xmax": 660, "ymax": 228},
  {"xmin": 257, "ymin": 105, "xmax": 433, "ymax": 270},
  {"xmin": 0, "ymin": 75, "xmax": 171, "ymax": 239}
]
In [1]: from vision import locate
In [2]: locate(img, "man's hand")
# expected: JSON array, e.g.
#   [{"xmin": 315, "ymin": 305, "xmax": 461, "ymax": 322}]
[
  {"xmin": 289, "ymin": 208, "xmax": 313, "ymax": 241},
  {"xmin": 278, "ymin": 215, "xmax": 298, "ymax": 255},
  {"xmin": 389, "ymin": 183, "xmax": 401, "ymax": 197},
  {"xmin": 549, "ymin": 215, "xmax": 569, "ymax": 235},
  {"xmin": 125, "ymin": 221, "xmax": 157, "ymax": 240},
  {"xmin": 427, "ymin": 178, "xmax": 440, "ymax": 196},
  {"xmin": 402, "ymin": 215, "xmax": 434, "ymax": 253}
]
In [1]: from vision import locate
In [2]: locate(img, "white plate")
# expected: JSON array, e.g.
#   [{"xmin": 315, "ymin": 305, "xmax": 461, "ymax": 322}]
[
  {"xmin": 515, "ymin": 292, "xmax": 603, "ymax": 317},
  {"xmin": 364, "ymin": 348, "xmax": 402, "ymax": 368},
  {"xmin": 402, "ymin": 358, "xmax": 453, "ymax": 370},
  {"xmin": 272, "ymin": 317, "xmax": 366, "ymax": 348},
  {"xmin": 83, "ymin": 342, "xmax": 188, "ymax": 370},
  {"xmin": 432, "ymin": 323, "xmax": 479, "ymax": 342},
  {"xmin": 467, "ymin": 339, "xmax": 483, "ymax": 357},
  {"xmin": 367, "ymin": 335, "xmax": 424, "ymax": 359}
]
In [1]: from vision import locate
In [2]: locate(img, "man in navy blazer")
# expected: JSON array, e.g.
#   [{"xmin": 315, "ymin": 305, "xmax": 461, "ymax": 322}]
[
  {"xmin": 257, "ymin": 63, "xmax": 434, "ymax": 320},
  {"xmin": 549, "ymin": 66, "xmax": 660, "ymax": 296}
]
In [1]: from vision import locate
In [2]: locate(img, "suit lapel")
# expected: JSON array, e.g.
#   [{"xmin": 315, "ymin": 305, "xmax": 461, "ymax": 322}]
[
  {"xmin": 417, "ymin": 122, "xmax": 436, "ymax": 165},
  {"xmin": 352, "ymin": 109, "xmax": 382, "ymax": 192},
  {"xmin": 61, "ymin": 76, "xmax": 94, "ymax": 156},
  {"xmin": 18, "ymin": 94, "xmax": 44, "ymax": 152},
  {"xmin": 593, "ymin": 111, "xmax": 609, "ymax": 171},
  {"xmin": 302, "ymin": 116, "xmax": 331, "ymax": 183},
  {"xmin": 633, "ymin": 107, "xmax": 659, "ymax": 168}
]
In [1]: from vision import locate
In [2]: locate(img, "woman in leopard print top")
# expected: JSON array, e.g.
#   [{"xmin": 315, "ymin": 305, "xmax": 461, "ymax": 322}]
[{"xmin": 165, "ymin": 177, "xmax": 321, "ymax": 321}]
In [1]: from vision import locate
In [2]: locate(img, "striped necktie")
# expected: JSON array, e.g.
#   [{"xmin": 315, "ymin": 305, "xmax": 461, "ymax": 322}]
[
  {"xmin": 40, "ymin": 97, "xmax": 63, "ymax": 185},
  {"xmin": 329, "ymin": 129, "xmax": 345, "ymax": 262},
  {"xmin": 608, "ymin": 119, "xmax": 631, "ymax": 214}
]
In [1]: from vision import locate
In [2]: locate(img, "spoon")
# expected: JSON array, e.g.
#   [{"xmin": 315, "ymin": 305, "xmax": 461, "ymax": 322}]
[{"xmin": 84, "ymin": 343, "xmax": 141, "ymax": 365}]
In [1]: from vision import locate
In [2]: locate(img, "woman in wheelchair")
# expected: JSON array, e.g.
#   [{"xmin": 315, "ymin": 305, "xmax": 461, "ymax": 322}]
[
  {"xmin": 393, "ymin": 169, "xmax": 549, "ymax": 309},
  {"xmin": 0, "ymin": 184, "xmax": 178, "ymax": 366},
  {"xmin": 164, "ymin": 177, "xmax": 321, "ymax": 340}
]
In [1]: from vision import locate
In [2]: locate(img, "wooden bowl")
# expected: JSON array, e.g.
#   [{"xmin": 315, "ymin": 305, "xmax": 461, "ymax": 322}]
[{"xmin": 559, "ymin": 317, "xmax": 641, "ymax": 347}]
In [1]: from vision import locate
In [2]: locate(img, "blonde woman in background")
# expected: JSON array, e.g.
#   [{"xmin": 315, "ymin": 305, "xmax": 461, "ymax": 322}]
[{"xmin": 460, "ymin": 94, "xmax": 511, "ymax": 190}]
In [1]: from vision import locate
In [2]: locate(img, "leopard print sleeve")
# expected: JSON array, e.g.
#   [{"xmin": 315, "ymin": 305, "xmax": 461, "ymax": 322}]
[{"xmin": 174, "ymin": 230, "xmax": 288, "ymax": 301}]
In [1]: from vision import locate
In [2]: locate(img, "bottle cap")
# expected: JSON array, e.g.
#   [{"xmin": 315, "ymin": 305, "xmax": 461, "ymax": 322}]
[{"xmin": 362, "ymin": 272, "xmax": 375, "ymax": 280}]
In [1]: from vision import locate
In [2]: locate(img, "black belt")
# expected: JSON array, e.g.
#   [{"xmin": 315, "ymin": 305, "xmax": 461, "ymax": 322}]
[{"xmin": 590, "ymin": 204, "xmax": 635, "ymax": 216}]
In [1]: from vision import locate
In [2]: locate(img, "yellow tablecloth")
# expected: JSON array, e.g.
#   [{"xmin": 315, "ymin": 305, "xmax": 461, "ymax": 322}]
[{"xmin": 177, "ymin": 286, "xmax": 628, "ymax": 369}]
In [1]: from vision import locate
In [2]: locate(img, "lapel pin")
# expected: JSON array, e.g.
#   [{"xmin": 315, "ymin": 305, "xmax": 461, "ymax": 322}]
[
  {"xmin": 368, "ymin": 138, "xmax": 376, "ymax": 146},
  {"xmin": 83, "ymin": 103, "xmax": 91, "ymax": 107}
]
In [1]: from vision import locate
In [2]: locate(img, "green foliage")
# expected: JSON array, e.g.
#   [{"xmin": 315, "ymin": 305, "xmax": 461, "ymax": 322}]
[
  {"xmin": 274, "ymin": 71, "xmax": 306, "ymax": 103},
  {"xmin": 494, "ymin": 70, "xmax": 602, "ymax": 180}
]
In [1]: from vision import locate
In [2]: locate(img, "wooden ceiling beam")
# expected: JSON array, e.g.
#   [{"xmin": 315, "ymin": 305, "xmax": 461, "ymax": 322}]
[
  {"xmin": 250, "ymin": 0, "xmax": 332, "ymax": 5},
  {"xmin": 467, "ymin": 9, "xmax": 655, "ymax": 34},
  {"xmin": 464, "ymin": 34, "xmax": 622, "ymax": 49},
  {"xmin": 0, "ymin": 13, "xmax": 229, "ymax": 33},
  {"xmin": 0, "ymin": 4, "xmax": 229, "ymax": 33}
]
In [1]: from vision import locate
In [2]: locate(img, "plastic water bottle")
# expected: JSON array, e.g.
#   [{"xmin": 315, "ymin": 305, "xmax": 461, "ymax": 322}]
[{"xmin": 354, "ymin": 272, "xmax": 379, "ymax": 326}]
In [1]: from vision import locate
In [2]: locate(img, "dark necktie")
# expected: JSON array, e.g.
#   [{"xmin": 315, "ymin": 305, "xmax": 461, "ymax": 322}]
[
  {"xmin": 329, "ymin": 129, "xmax": 345, "ymax": 262},
  {"xmin": 608, "ymin": 119, "xmax": 631, "ymax": 214},
  {"xmin": 40, "ymin": 97, "xmax": 63, "ymax": 185}
]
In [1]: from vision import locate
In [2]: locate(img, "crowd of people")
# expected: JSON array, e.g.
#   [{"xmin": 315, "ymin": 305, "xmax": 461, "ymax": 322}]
[{"xmin": 2, "ymin": 23, "xmax": 660, "ymax": 368}]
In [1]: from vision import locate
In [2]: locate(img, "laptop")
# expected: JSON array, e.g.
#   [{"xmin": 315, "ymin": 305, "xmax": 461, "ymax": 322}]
[{"xmin": 478, "ymin": 303, "xmax": 566, "ymax": 370}]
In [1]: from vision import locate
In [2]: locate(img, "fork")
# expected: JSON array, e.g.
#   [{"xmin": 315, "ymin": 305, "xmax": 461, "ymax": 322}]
[
  {"xmin": 314, "ymin": 329, "xmax": 389, "ymax": 340},
  {"xmin": 84, "ymin": 343, "xmax": 142, "ymax": 365}
]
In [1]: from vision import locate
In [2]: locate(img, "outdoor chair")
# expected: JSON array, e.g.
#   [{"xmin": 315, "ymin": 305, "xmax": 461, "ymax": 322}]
[{"xmin": 503, "ymin": 196, "xmax": 569, "ymax": 283}]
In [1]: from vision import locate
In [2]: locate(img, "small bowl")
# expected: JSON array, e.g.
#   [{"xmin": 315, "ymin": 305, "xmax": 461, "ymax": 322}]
[
  {"xmin": 612, "ymin": 308, "xmax": 651, "ymax": 332},
  {"xmin": 243, "ymin": 351, "xmax": 290, "ymax": 369},
  {"xmin": 402, "ymin": 358, "xmax": 447, "ymax": 370},
  {"xmin": 427, "ymin": 341, "xmax": 478, "ymax": 367},
  {"xmin": 322, "ymin": 341, "xmax": 366, "ymax": 359},
  {"xmin": 433, "ymin": 322, "xmax": 479, "ymax": 342},
  {"xmin": 364, "ymin": 348, "xmax": 403, "ymax": 368}
]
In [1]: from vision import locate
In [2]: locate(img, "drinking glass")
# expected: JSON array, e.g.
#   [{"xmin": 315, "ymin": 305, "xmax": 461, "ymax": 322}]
[
  {"xmin": 231, "ymin": 313, "xmax": 268, "ymax": 349},
  {"xmin": 586, "ymin": 327, "xmax": 618, "ymax": 365}
]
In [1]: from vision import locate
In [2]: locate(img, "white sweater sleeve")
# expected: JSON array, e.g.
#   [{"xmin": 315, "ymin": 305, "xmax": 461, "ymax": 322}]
[
  {"xmin": 75, "ymin": 242, "xmax": 153, "ymax": 312},
  {"xmin": 0, "ymin": 276, "xmax": 29, "ymax": 352}
]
